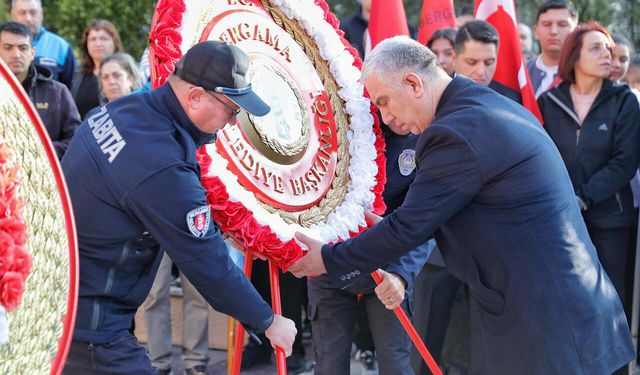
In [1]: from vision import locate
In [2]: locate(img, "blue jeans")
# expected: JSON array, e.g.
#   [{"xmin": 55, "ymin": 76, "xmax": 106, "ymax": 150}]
[{"xmin": 62, "ymin": 333, "xmax": 155, "ymax": 375}]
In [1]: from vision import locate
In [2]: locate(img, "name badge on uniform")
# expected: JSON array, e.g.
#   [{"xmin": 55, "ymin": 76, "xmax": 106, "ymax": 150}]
[
  {"xmin": 186, "ymin": 205, "xmax": 211, "ymax": 237},
  {"xmin": 398, "ymin": 149, "xmax": 416, "ymax": 176}
]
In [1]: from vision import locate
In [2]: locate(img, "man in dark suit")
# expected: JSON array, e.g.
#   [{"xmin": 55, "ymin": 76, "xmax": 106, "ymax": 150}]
[{"xmin": 289, "ymin": 36, "xmax": 634, "ymax": 375}]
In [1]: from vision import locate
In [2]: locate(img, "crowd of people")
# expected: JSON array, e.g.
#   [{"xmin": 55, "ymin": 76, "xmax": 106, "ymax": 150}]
[{"xmin": 2, "ymin": 0, "xmax": 640, "ymax": 374}]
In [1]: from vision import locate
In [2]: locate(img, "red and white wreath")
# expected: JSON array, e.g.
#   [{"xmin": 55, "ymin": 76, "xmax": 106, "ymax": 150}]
[{"xmin": 150, "ymin": 0, "xmax": 386, "ymax": 270}]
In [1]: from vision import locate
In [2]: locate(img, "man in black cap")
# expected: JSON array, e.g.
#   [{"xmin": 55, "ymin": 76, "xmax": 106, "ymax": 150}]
[{"xmin": 61, "ymin": 41, "xmax": 296, "ymax": 375}]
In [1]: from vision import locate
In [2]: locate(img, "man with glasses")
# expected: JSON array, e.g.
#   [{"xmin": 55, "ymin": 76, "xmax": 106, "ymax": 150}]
[
  {"xmin": 61, "ymin": 41, "xmax": 297, "ymax": 375},
  {"xmin": 205, "ymin": 88, "xmax": 242, "ymax": 119}
]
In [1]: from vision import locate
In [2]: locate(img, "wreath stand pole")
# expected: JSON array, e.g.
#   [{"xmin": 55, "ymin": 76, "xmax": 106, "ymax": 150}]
[
  {"xmin": 371, "ymin": 270, "xmax": 443, "ymax": 375},
  {"xmin": 269, "ymin": 260, "xmax": 288, "ymax": 375},
  {"xmin": 226, "ymin": 315, "xmax": 234, "ymax": 375},
  {"xmin": 229, "ymin": 251, "xmax": 255, "ymax": 375}
]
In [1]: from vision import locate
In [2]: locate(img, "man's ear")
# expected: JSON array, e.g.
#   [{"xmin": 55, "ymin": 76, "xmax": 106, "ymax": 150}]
[
  {"xmin": 403, "ymin": 72, "xmax": 424, "ymax": 97},
  {"xmin": 187, "ymin": 86, "xmax": 205, "ymax": 110}
]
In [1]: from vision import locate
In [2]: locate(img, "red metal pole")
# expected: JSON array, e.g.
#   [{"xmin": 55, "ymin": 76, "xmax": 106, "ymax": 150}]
[
  {"xmin": 370, "ymin": 270, "xmax": 443, "ymax": 375},
  {"xmin": 269, "ymin": 260, "xmax": 288, "ymax": 375},
  {"xmin": 230, "ymin": 251, "xmax": 254, "ymax": 375}
]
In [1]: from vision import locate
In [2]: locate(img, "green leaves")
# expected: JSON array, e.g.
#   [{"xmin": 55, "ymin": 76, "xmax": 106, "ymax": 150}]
[{"xmin": 41, "ymin": 0, "xmax": 156, "ymax": 61}]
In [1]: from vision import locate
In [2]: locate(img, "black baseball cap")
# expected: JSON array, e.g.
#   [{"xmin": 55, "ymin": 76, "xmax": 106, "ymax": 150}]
[{"xmin": 174, "ymin": 41, "xmax": 270, "ymax": 116}]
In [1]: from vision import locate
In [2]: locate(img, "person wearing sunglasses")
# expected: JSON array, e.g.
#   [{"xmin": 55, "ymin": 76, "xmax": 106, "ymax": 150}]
[{"xmin": 60, "ymin": 41, "xmax": 297, "ymax": 375}]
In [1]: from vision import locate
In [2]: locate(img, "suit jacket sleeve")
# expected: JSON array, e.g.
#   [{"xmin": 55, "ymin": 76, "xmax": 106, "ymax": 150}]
[
  {"xmin": 322, "ymin": 125, "xmax": 484, "ymax": 286},
  {"xmin": 125, "ymin": 164, "xmax": 274, "ymax": 333},
  {"xmin": 577, "ymin": 92, "xmax": 640, "ymax": 207},
  {"xmin": 383, "ymin": 238, "xmax": 435, "ymax": 288}
]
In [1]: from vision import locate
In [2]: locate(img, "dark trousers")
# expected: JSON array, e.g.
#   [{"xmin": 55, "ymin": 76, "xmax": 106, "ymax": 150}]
[
  {"xmin": 411, "ymin": 264, "xmax": 462, "ymax": 375},
  {"xmin": 354, "ymin": 301, "xmax": 375, "ymax": 352},
  {"xmin": 588, "ymin": 224, "xmax": 637, "ymax": 375},
  {"xmin": 588, "ymin": 224, "xmax": 637, "ymax": 314},
  {"xmin": 62, "ymin": 334, "xmax": 155, "ymax": 375},
  {"xmin": 250, "ymin": 259, "xmax": 307, "ymax": 356},
  {"xmin": 308, "ymin": 275, "xmax": 414, "ymax": 375}
]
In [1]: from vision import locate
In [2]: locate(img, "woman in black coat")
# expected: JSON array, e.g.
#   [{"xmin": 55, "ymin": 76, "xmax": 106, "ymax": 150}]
[{"xmin": 538, "ymin": 23, "xmax": 640, "ymax": 324}]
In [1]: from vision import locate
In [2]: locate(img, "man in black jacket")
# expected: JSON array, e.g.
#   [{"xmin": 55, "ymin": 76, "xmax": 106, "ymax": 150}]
[{"xmin": 0, "ymin": 22, "xmax": 79, "ymax": 159}]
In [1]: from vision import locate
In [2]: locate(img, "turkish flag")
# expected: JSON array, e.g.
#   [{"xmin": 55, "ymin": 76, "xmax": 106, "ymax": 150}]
[
  {"xmin": 417, "ymin": 0, "xmax": 457, "ymax": 45},
  {"xmin": 366, "ymin": 0, "xmax": 410, "ymax": 54},
  {"xmin": 474, "ymin": 0, "xmax": 543, "ymax": 124}
]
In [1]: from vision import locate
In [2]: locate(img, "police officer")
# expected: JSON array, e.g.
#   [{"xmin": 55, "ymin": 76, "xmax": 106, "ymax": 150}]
[
  {"xmin": 61, "ymin": 41, "xmax": 296, "ymax": 374},
  {"xmin": 307, "ymin": 119, "xmax": 434, "ymax": 375}
]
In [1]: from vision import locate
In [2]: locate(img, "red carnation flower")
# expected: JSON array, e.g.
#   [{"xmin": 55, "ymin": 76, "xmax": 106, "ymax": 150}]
[
  {"xmin": 0, "ymin": 272, "xmax": 25, "ymax": 312},
  {"xmin": 10, "ymin": 245, "xmax": 32, "ymax": 280},
  {"xmin": 0, "ymin": 217, "xmax": 27, "ymax": 246},
  {"xmin": 252, "ymin": 228, "xmax": 281, "ymax": 259},
  {"xmin": 0, "ymin": 231, "xmax": 15, "ymax": 275},
  {"xmin": 236, "ymin": 218, "xmax": 263, "ymax": 249},
  {"xmin": 220, "ymin": 202, "xmax": 251, "ymax": 232},
  {"xmin": 202, "ymin": 176, "xmax": 229, "ymax": 208}
]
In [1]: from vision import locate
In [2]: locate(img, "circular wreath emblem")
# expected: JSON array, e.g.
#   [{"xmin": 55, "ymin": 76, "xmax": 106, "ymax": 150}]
[
  {"xmin": 0, "ymin": 60, "xmax": 78, "ymax": 375},
  {"xmin": 150, "ymin": 0, "xmax": 386, "ymax": 270}
]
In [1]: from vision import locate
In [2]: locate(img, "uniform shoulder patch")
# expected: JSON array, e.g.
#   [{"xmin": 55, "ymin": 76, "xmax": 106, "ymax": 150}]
[
  {"xmin": 398, "ymin": 149, "xmax": 416, "ymax": 176},
  {"xmin": 186, "ymin": 205, "xmax": 211, "ymax": 238}
]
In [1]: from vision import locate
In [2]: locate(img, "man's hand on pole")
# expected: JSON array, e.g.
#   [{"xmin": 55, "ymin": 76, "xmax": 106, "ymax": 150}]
[
  {"xmin": 288, "ymin": 232, "xmax": 327, "ymax": 278},
  {"xmin": 374, "ymin": 269, "xmax": 406, "ymax": 310},
  {"xmin": 264, "ymin": 314, "xmax": 297, "ymax": 357}
]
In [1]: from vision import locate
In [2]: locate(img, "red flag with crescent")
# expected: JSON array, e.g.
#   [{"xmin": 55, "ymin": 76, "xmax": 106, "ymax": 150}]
[
  {"xmin": 417, "ymin": 0, "xmax": 457, "ymax": 45},
  {"xmin": 474, "ymin": 0, "xmax": 543, "ymax": 124}
]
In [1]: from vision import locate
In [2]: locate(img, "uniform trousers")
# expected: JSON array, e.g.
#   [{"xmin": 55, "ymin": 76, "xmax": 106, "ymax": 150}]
[
  {"xmin": 62, "ymin": 334, "xmax": 155, "ymax": 375},
  {"xmin": 308, "ymin": 275, "xmax": 414, "ymax": 375}
]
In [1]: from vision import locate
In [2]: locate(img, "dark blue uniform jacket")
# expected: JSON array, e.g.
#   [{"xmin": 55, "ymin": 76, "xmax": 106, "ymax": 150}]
[
  {"xmin": 375, "ymin": 127, "xmax": 433, "ymax": 289},
  {"xmin": 343, "ymin": 126, "xmax": 434, "ymax": 293},
  {"xmin": 322, "ymin": 77, "xmax": 634, "ymax": 374},
  {"xmin": 62, "ymin": 83, "xmax": 273, "ymax": 344}
]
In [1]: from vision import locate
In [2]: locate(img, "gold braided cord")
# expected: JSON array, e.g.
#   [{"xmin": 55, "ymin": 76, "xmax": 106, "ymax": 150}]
[
  {"xmin": 247, "ymin": 62, "xmax": 311, "ymax": 158},
  {"xmin": 0, "ymin": 78, "xmax": 70, "ymax": 374},
  {"xmin": 253, "ymin": 0, "xmax": 351, "ymax": 226}
]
